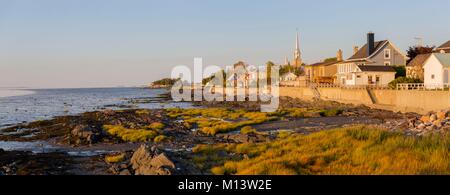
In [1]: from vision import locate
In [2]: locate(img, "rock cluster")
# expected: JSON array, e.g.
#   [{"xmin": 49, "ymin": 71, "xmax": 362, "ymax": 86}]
[
  {"xmin": 218, "ymin": 133, "xmax": 270, "ymax": 144},
  {"xmin": 407, "ymin": 110, "xmax": 450, "ymax": 136},
  {"xmin": 70, "ymin": 125, "xmax": 101, "ymax": 145},
  {"xmin": 130, "ymin": 144, "xmax": 176, "ymax": 175}
]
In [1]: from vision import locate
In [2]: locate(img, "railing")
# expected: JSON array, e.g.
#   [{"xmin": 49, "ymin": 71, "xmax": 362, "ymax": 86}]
[
  {"xmin": 397, "ymin": 83, "xmax": 450, "ymax": 91},
  {"xmin": 308, "ymin": 83, "xmax": 391, "ymax": 90}
]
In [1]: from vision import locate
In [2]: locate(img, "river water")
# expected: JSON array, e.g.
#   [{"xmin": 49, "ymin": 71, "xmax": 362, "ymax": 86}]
[{"xmin": 0, "ymin": 87, "xmax": 192, "ymax": 128}]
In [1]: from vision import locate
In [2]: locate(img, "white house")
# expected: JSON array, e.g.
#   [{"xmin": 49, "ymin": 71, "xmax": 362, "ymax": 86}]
[
  {"xmin": 341, "ymin": 65, "xmax": 396, "ymax": 86},
  {"xmin": 423, "ymin": 53, "xmax": 450, "ymax": 88},
  {"xmin": 280, "ymin": 72, "xmax": 298, "ymax": 81},
  {"xmin": 336, "ymin": 32, "xmax": 406, "ymax": 86}
]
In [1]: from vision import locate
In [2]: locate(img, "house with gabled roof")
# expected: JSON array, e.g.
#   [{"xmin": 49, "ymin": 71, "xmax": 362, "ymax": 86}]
[
  {"xmin": 304, "ymin": 49, "xmax": 343, "ymax": 84},
  {"xmin": 336, "ymin": 32, "xmax": 407, "ymax": 86},
  {"xmin": 406, "ymin": 54, "xmax": 431, "ymax": 81},
  {"xmin": 423, "ymin": 53, "xmax": 450, "ymax": 88},
  {"xmin": 437, "ymin": 40, "xmax": 450, "ymax": 53}
]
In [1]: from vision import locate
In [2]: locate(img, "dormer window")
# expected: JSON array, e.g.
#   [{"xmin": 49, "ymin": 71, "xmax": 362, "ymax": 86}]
[{"xmin": 384, "ymin": 49, "xmax": 391, "ymax": 59}]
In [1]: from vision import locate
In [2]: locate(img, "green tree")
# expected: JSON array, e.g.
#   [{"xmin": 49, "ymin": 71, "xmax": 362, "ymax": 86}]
[{"xmin": 406, "ymin": 46, "xmax": 435, "ymax": 64}]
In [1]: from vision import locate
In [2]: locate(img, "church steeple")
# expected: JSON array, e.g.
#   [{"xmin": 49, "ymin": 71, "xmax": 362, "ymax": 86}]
[{"xmin": 293, "ymin": 31, "xmax": 302, "ymax": 67}]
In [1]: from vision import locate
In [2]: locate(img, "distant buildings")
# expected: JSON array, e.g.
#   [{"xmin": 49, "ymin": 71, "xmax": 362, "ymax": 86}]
[{"xmin": 406, "ymin": 40, "xmax": 450, "ymax": 83}]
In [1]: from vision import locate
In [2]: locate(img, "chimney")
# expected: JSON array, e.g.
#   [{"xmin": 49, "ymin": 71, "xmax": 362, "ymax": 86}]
[
  {"xmin": 367, "ymin": 32, "xmax": 375, "ymax": 56},
  {"xmin": 337, "ymin": 49, "xmax": 343, "ymax": 61},
  {"xmin": 353, "ymin": 46, "xmax": 359, "ymax": 55}
]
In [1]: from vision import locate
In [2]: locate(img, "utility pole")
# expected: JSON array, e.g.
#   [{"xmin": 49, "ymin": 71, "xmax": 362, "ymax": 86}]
[{"xmin": 414, "ymin": 37, "xmax": 423, "ymax": 47}]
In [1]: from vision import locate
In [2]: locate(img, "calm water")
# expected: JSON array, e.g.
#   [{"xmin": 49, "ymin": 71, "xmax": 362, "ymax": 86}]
[{"xmin": 0, "ymin": 87, "xmax": 192, "ymax": 128}]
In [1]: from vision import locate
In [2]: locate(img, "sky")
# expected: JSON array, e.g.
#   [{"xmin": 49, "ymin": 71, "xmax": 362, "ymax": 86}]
[{"xmin": 0, "ymin": 0, "xmax": 449, "ymax": 88}]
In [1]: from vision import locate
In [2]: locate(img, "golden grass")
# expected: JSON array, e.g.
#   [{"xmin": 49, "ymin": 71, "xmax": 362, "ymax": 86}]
[
  {"xmin": 154, "ymin": 135, "xmax": 168, "ymax": 142},
  {"xmin": 165, "ymin": 108, "xmax": 343, "ymax": 135},
  {"xmin": 148, "ymin": 122, "xmax": 165, "ymax": 130},
  {"xmin": 166, "ymin": 108, "xmax": 277, "ymax": 135},
  {"xmin": 240, "ymin": 126, "xmax": 257, "ymax": 135},
  {"xmin": 103, "ymin": 125, "xmax": 160, "ymax": 142},
  {"xmin": 135, "ymin": 109, "xmax": 150, "ymax": 115},
  {"xmin": 105, "ymin": 153, "xmax": 126, "ymax": 163},
  {"xmin": 195, "ymin": 125, "xmax": 450, "ymax": 175}
]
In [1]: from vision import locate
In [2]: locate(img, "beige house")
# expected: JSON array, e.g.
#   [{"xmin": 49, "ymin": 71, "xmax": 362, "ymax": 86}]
[
  {"xmin": 406, "ymin": 54, "xmax": 431, "ymax": 81},
  {"xmin": 304, "ymin": 50, "xmax": 343, "ymax": 84}
]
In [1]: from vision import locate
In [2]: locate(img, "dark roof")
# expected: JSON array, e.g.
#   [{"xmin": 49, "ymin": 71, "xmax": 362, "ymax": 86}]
[
  {"xmin": 308, "ymin": 60, "xmax": 341, "ymax": 67},
  {"xmin": 438, "ymin": 40, "xmax": 450, "ymax": 49},
  {"xmin": 357, "ymin": 65, "xmax": 396, "ymax": 72},
  {"xmin": 406, "ymin": 54, "xmax": 432, "ymax": 67},
  {"xmin": 348, "ymin": 40, "xmax": 388, "ymax": 60}
]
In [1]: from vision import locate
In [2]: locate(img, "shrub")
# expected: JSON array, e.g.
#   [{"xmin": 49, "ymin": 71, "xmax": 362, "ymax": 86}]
[
  {"xmin": 388, "ymin": 77, "xmax": 423, "ymax": 89},
  {"xmin": 240, "ymin": 126, "xmax": 257, "ymax": 135}
]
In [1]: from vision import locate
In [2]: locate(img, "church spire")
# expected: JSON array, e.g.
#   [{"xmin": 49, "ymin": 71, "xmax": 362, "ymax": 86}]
[{"xmin": 293, "ymin": 30, "xmax": 302, "ymax": 67}]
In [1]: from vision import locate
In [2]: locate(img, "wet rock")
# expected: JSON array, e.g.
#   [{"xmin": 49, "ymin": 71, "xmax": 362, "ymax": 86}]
[
  {"xmin": 71, "ymin": 125, "xmax": 99, "ymax": 144},
  {"xmin": 420, "ymin": 116, "xmax": 431, "ymax": 123},
  {"xmin": 102, "ymin": 109, "xmax": 116, "ymax": 116},
  {"xmin": 119, "ymin": 169, "xmax": 131, "ymax": 175},
  {"xmin": 433, "ymin": 120, "xmax": 443, "ymax": 128},
  {"xmin": 430, "ymin": 114, "xmax": 438, "ymax": 122},
  {"xmin": 417, "ymin": 123, "xmax": 426, "ymax": 130},
  {"xmin": 426, "ymin": 125, "xmax": 436, "ymax": 131},
  {"xmin": 437, "ymin": 111, "xmax": 446, "ymax": 120},
  {"xmin": 130, "ymin": 145, "xmax": 176, "ymax": 175},
  {"xmin": 219, "ymin": 134, "xmax": 269, "ymax": 144}
]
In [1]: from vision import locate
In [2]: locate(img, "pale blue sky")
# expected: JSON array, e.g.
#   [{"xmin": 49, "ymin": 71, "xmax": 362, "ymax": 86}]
[{"xmin": 0, "ymin": 0, "xmax": 449, "ymax": 88}]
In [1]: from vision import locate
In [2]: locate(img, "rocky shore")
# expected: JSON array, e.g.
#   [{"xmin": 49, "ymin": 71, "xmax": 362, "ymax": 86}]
[{"xmin": 0, "ymin": 96, "xmax": 424, "ymax": 175}]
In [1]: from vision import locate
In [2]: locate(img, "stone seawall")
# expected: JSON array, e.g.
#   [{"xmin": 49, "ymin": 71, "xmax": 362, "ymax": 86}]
[{"xmin": 280, "ymin": 87, "xmax": 450, "ymax": 115}]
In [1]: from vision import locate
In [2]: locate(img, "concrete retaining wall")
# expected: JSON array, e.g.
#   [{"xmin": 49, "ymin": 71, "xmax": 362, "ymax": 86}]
[{"xmin": 280, "ymin": 87, "xmax": 450, "ymax": 114}]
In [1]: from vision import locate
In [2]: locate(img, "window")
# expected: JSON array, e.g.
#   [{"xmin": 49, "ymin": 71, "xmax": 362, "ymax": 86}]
[
  {"xmin": 432, "ymin": 74, "xmax": 435, "ymax": 79},
  {"xmin": 384, "ymin": 49, "xmax": 391, "ymax": 59},
  {"xmin": 384, "ymin": 61, "xmax": 391, "ymax": 66},
  {"xmin": 356, "ymin": 75, "xmax": 361, "ymax": 78}
]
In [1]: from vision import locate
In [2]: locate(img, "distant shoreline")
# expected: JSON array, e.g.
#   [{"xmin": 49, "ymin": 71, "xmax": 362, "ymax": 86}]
[{"xmin": 0, "ymin": 89, "xmax": 35, "ymax": 98}]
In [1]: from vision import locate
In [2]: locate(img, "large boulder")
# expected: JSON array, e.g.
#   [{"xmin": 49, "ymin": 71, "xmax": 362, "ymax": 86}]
[{"xmin": 130, "ymin": 145, "xmax": 175, "ymax": 175}]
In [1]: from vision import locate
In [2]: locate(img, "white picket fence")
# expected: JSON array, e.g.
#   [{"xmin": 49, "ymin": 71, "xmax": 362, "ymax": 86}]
[{"xmin": 396, "ymin": 83, "xmax": 450, "ymax": 91}]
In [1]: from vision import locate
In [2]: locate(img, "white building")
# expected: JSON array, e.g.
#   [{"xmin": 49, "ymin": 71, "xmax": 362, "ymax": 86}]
[
  {"xmin": 336, "ymin": 32, "xmax": 406, "ymax": 86},
  {"xmin": 340, "ymin": 65, "xmax": 396, "ymax": 86},
  {"xmin": 280, "ymin": 72, "xmax": 298, "ymax": 81},
  {"xmin": 423, "ymin": 53, "xmax": 450, "ymax": 88}
]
